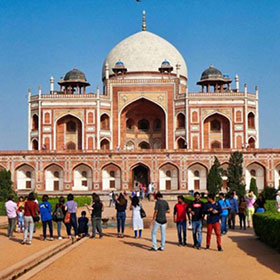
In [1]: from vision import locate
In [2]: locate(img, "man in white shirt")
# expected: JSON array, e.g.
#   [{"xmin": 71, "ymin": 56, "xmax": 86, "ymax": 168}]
[{"xmin": 5, "ymin": 195, "xmax": 18, "ymax": 238}]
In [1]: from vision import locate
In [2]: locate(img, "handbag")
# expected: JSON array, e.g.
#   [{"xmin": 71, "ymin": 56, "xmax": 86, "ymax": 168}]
[
  {"xmin": 64, "ymin": 212, "xmax": 71, "ymax": 224},
  {"xmin": 140, "ymin": 207, "xmax": 146, "ymax": 218},
  {"xmin": 27, "ymin": 202, "xmax": 40, "ymax": 223}
]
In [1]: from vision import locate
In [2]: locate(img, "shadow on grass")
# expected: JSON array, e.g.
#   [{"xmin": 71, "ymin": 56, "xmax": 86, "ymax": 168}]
[{"xmin": 229, "ymin": 234, "xmax": 280, "ymax": 274}]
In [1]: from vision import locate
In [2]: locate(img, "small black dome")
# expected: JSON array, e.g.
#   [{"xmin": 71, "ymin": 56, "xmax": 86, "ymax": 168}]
[
  {"xmin": 201, "ymin": 65, "xmax": 223, "ymax": 80},
  {"xmin": 64, "ymin": 68, "xmax": 87, "ymax": 81}
]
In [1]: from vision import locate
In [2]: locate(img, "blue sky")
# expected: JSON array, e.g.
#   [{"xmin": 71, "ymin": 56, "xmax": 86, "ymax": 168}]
[{"xmin": 0, "ymin": 0, "xmax": 279, "ymax": 149}]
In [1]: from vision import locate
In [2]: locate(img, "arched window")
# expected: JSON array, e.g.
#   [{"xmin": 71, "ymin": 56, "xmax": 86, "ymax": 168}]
[
  {"xmin": 67, "ymin": 121, "xmax": 76, "ymax": 132},
  {"xmin": 32, "ymin": 114, "xmax": 39, "ymax": 130},
  {"xmin": 139, "ymin": 142, "xmax": 150, "ymax": 149},
  {"xmin": 101, "ymin": 114, "xmax": 110, "ymax": 130},
  {"xmin": 110, "ymin": 171, "xmax": 115, "ymax": 177},
  {"xmin": 26, "ymin": 171, "xmax": 32, "ymax": 178},
  {"xmin": 66, "ymin": 141, "xmax": 76, "ymax": 150},
  {"xmin": 177, "ymin": 113, "xmax": 185, "ymax": 129},
  {"xmin": 211, "ymin": 120, "xmax": 221, "ymax": 131},
  {"xmin": 126, "ymin": 119, "xmax": 134, "ymax": 130},
  {"xmin": 194, "ymin": 170, "xmax": 200, "ymax": 177},
  {"xmin": 211, "ymin": 141, "xmax": 221, "ymax": 149},
  {"xmin": 54, "ymin": 171, "xmax": 60, "ymax": 178},
  {"xmin": 126, "ymin": 141, "xmax": 135, "ymax": 150},
  {"xmin": 32, "ymin": 139, "xmax": 38, "ymax": 150},
  {"xmin": 250, "ymin": 169, "xmax": 256, "ymax": 177},
  {"xmin": 192, "ymin": 111, "xmax": 198, "ymax": 123},
  {"xmin": 154, "ymin": 119, "xmax": 161, "ymax": 131},
  {"xmin": 248, "ymin": 137, "xmax": 255, "ymax": 148},
  {"xmin": 248, "ymin": 113, "xmax": 255, "ymax": 129},
  {"xmin": 101, "ymin": 139, "xmax": 110, "ymax": 150},
  {"xmin": 82, "ymin": 171, "xmax": 87, "ymax": 177},
  {"xmin": 138, "ymin": 119, "xmax": 149, "ymax": 131},
  {"xmin": 166, "ymin": 170, "xmax": 171, "ymax": 177},
  {"xmin": 177, "ymin": 138, "xmax": 185, "ymax": 149}
]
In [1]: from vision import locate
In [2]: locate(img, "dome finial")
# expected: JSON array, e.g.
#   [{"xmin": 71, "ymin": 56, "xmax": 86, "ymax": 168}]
[{"xmin": 142, "ymin": 10, "xmax": 146, "ymax": 31}]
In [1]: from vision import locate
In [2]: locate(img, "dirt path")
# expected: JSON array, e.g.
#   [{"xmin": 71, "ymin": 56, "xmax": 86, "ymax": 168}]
[{"xmin": 29, "ymin": 227, "xmax": 280, "ymax": 280}]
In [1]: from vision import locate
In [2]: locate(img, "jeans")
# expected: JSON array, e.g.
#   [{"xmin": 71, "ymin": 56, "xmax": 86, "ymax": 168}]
[
  {"xmin": 152, "ymin": 221, "xmax": 167, "ymax": 250},
  {"xmin": 92, "ymin": 217, "xmax": 103, "ymax": 237},
  {"xmin": 207, "ymin": 222, "xmax": 221, "ymax": 248},
  {"xmin": 228, "ymin": 211, "xmax": 237, "ymax": 229},
  {"xmin": 66, "ymin": 213, "xmax": 78, "ymax": 236},
  {"xmin": 176, "ymin": 221, "xmax": 186, "ymax": 244},
  {"xmin": 192, "ymin": 220, "xmax": 202, "ymax": 247},
  {"xmin": 23, "ymin": 216, "xmax": 34, "ymax": 242},
  {"xmin": 57, "ymin": 221, "xmax": 62, "ymax": 237},
  {"xmin": 8, "ymin": 217, "xmax": 17, "ymax": 237},
  {"xmin": 220, "ymin": 215, "xmax": 228, "ymax": 234},
  {"xmin": 117, "ymin": 212, "xmax": 126, "ymax": 234},
  {"xmin": 239, "ymin": 213, "xmax": 246, "ymax": 229},
  {"xmin": 42, "ymin": 220, "xmax": 53, "ymax": 239},
  {"xmin": 134, "ymin": 230, "xmax": 142, "ymax": 238}
]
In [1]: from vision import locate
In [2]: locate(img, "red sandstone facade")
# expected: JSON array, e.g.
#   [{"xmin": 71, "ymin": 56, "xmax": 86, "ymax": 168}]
[{"xmin": 1, "ymin": 18, "xmax": 279, "ymax": 194}]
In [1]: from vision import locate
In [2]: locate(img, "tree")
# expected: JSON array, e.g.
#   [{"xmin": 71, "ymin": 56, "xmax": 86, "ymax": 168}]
[
  {"xmin": 227, "ymin": 151, "xmax": 246, "ymax": 197},
  {"xmin": 207, "ymin": 157, "xmax": 223, "ymax": 195},
  {"xmin": 249, "ymin": 177, "xmax": 258, "ymax": 197},
  {"xmin": 0, "ymin": 168, "xmax": 15, "ymax": 201}
]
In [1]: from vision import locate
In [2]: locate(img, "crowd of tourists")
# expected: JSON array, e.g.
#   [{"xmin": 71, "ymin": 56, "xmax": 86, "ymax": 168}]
[{"xmin": 4, "ymin": 189, "xmax": 280, "ymax": 251}]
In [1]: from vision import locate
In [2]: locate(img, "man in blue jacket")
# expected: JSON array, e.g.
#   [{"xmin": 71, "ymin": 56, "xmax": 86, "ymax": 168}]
[
  {"xmin": 218, "ymin": 193, "xmax": 230, "ymax": 235},
  {"xmin": 228, "ymin": 192, "xmax": 239, "ymax": 230},
  {"xmin": 39, "ymin": 195, "xmax": 54, "ymax": 241}
]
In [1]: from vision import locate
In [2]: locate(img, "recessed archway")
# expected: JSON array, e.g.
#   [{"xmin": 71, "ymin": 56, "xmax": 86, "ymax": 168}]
[
  {"xmin": 44, "ymin": 164, "xmax": 64, "ymax": 191},
  {"xmin": 246, "ymin": 162, "xmax": 265, "ymax": 190},
  {"xmin": 102, "ymin": 164, "xmax": 121, "ymax": 190},
  {"xmin": 16, "ymin": 164, "xmax": 35, "ymax": 190},
  {"xmin": 187, "ymin": 163, "xmax": 207, "ymax": 191},
  {"xmin": 159, "ymin": 163, "xmax": 179, "ymax": 191},
  {"xmin": 73, "ymin": 164, "xmax": 93, "ymax": 191},
  {"xmin": 131, "ymin": 164, "xmax": 150, "ymax": 190},
  {"xmin": 56, "ymin": 115, "xmax": 82, "ymax": 150},
  {"xmin": 203, "ymin": 113, "xmax": 230, "ymax": 149},
  {"xmin": 274, "ymin": 164, "xmax": 280, "ymax": 189},
  {"xmin": 100, "ymin": 139, "xmax": 110, "ymax": 150},
  {"xmin": 120, "ymin": 98, "xmax": 166, "ymax": 150}
]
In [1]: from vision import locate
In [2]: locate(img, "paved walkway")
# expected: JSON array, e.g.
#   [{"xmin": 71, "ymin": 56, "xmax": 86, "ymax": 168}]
[{"xmin": 28, "ymin": 228, "xmax": 280, "ymax": 280}]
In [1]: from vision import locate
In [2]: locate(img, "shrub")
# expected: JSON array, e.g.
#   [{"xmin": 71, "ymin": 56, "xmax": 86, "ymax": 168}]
[
  {"xmin": 253, "ymin": 212, "xmax": 280, "ymax": 252},
  {"xmin": 0, "ymin": 169, "xmax": 15, "ymax": 201},
  {"xmin": 249, "ymin": 178, "xmax": 258, "ymax": 197},
  {"xmin": 261, "ymin": 186, "xmax": 277, "ymax": 200}
]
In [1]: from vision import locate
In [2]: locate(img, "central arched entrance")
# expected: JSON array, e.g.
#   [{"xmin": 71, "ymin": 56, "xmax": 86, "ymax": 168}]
[
  {"xmin": 120, "ymin": 98, "xmax": 166, "ymax": 150},
  {"xmin": 131, "ymin": 164, "xmax": 150, "ymax": 190}
]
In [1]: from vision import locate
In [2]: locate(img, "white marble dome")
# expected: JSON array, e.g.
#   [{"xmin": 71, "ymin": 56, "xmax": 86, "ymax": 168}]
[{"xmin": 102, "ymin": 31, "xmax": 188, "ymax": 79}]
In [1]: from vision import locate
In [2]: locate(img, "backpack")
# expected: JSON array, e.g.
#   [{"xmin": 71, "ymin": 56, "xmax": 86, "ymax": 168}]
[{"xmin": 53, "ymin": 206, "xmax": 64, "ymax": 222}]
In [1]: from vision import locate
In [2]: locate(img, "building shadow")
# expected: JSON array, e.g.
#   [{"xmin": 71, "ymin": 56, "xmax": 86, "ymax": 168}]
[{"xmin": 229, "ymin": 234, "xmax": 280, "ymax": 274}]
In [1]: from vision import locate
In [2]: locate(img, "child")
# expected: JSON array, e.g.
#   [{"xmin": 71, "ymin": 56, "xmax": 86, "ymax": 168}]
[
  {"xmin": 78, "ymin": 211, "xmax": 89, "ymax": 237},
  {"xmin": 17, "ymin": 206, "xmax": 24, "ymax": 232}
]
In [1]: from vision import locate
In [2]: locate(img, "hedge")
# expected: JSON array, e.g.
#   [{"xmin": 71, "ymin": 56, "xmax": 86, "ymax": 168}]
[{"xmin": 253, "ymin": 212, "xmax": 280, "ymax": 252}]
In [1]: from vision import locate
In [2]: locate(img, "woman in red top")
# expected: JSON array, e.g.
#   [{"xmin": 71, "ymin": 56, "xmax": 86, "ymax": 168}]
[{"xmin": 22, "ymin": 192, "xmax": 40, "ymax": 245}]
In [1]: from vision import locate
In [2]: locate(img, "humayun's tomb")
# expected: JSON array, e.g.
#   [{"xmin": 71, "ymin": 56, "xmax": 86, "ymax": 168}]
[{"xmin": 1, "ymin": 12, "xmax": 280, "ymax": 194}]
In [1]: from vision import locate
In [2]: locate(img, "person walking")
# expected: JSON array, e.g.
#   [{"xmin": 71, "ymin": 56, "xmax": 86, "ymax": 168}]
[
  {"xmin": 205, "ymin": 194, "xmax": 222, "ymax": 251},
  {"xmin": 115, "ymin": 193, "xmax": 127, "ymax": 238},
  {"xmin": 246, "ymin": 192, "xmax": 256, "ymax": 228},
  {"xmin": 238, "ymin": 196, "xmax": 247, "ymax": 230},
  {"xmin": 22, "ymin": 192, "xmax": 40, "ymax": 245},
  {"xmin": 39, "ymin": 195, "xmax": 54, "ymax": 241},
  {"xmin": 150, "ymin": 192, "xmax": 170, "ymax": 251},
  {"xmin": 189, "ymin": 192, "xmax": 204, "ymax": 249},
  {"xmin": 5, "ymin": 195, "xmax": 18, "ymax": 239},
  {"xmin": 130, "ymin": 196, "xmax": 144, "ymax": 238},
  {"xmin": 173, "ymin": 195, "xmax": 187, "ymax": 246},
  {"xmin": 218, "ymin": 193, "xmax": 230, "ymax": 234},
  {"xmin": 86, "ymin": 193, "xmax": 104, "ymax": 239},
  {"xmin": 53, "ymin": 196, "xmax": 66, "ymax": 239},
  {"xmin": 65, "ymin": 193, "xmax": 78, "ymax": 238},
  {"xmin": 228, "ymin": 192, "xmax": 239, "ymax": 230}
]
